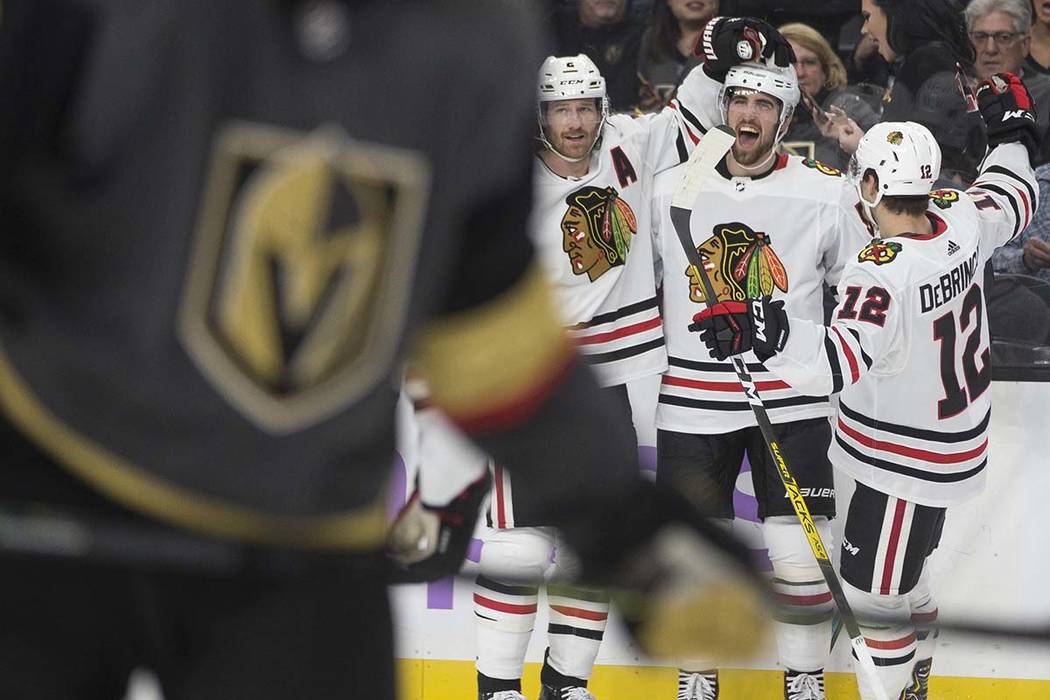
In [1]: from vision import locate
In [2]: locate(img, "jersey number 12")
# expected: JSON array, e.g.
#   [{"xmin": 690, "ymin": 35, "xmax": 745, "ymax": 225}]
[{"xmin": 933, "ymin": 285, "xmax": 990, "ymax": 419}]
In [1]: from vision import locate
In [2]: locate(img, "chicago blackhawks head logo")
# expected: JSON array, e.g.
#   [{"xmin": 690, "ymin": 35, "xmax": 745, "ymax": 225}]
[
  {"xmin": 929, "ymin": 188, "xmax": 960, "ymax": 210},
  {"xmin": 561, "ymin": 186, "xmax": 638, "ymax": 282},
  {"xmin": 887, "ymin": 131, "xmax": 904, "ymax": 145},
  {"xmin": 858, "ymin": 239, "xmax": 902, "ymax": 265},
  {"xmin": 684, "ymin": 222, "xmax": 789, "ymax": 303}
]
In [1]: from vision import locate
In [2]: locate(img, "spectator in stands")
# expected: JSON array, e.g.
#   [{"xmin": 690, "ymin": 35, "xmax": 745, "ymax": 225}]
[
  {"xmin": 1028, "ymin": 0, "xmax": 1050, "ymax": 73},
  {"xmin": 636, "ymin": 0, "xmax": 716, "ymax": 111},
  {"xmin": 778, "ymin": 22, "xmax": 851, "ymax": 166},
  {"xmin": 989, "ymin": 162, "xmax": 1050, "ymax": 346},
  {"xmin": 553, "ymin": 0, "xmax": 647, "ymax": 111},
  {"xmin": 830, "ymin": 0, "xmax": 983, "ymax": 182},
  {"xmin": 966, "ymin": 0, "xmax": 1050, "ymax": 164}
]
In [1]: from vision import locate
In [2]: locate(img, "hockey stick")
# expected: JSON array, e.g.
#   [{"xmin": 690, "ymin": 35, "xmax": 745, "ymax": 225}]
[{"xmin": 669, "ymin": 125, "xmax": 891, "ymax": 700}]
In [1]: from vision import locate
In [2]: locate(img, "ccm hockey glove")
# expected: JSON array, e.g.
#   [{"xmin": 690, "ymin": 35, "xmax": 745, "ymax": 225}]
[
  {"xmin": 386, "ymin": 470, "xmax": 491, "ymax": 583},
  {"xmin": 690, "ymin": 297, "xmax": 789, "ymax": 362},
  {"xmin": 975, "ymin": 72, "xmax": 1041, "ymax": 162},
  {"xmin": 696, "ymin": 17, "xmax": 796, "ymax": 81}
]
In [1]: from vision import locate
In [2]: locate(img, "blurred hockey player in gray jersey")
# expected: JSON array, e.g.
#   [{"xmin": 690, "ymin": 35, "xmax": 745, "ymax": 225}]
[
  {"xmin": 0, "ymin": 2, "xmax": 775, "ymax": 699},
  {"xmin": 693, "ymin": 72, "xmax": 1039, "ymax": 700}
]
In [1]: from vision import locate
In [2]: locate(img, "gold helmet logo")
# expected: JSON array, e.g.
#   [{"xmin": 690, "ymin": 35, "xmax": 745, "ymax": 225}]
[
  {"xmin": 180, "ymin": 124, "xmax": 430, "ymax": 432},
  {"xmin": 886, "ymin": 131, "xmax": 904, "ymax": 145}
]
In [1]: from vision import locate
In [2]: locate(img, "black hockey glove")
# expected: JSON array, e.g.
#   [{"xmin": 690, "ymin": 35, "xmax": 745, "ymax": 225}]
[
  {"xmin": 696, "ymin": 17, "xmax": 796, "ymax": 81},
  {"xmin": 689, "ymin": 297, "xmax": 790, "ymax": 362},
  {"xmin": 559, "ymin": 479, "xmax": 772, "ymax": 661},
  {"xmin": 975, "ymin": 72, "xmax": 1040, "ymax": 162},
  {"xmin": 386, "ymin": 471, "xmax": 491, "ymax": 583}
]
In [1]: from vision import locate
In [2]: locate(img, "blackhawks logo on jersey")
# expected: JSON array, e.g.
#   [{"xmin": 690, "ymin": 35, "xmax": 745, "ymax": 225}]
[
  {"xmin": 929, "ymin": 188, "xmax": 960, "ymax": 209},
  {"xmin": 561, "ymin": 185, "xmax": 638, "ymax": 282},
  {"xmin": 802, "ymin": 158, "xmax": 841, "ymax": 177},
  {"xmin": 685, "ymin": 222, "xmax": 789, "ymax": 303},
  {"xmin": 858, "ymin": 239, "xmax": 903, "ymax": 265},
  {"xmin": 179, "ymin": 123, "xmax": 430, "ymax": 432}
]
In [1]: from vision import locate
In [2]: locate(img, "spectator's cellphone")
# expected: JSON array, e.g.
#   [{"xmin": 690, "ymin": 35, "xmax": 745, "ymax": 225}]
[
  {"xmin": 801, "ymin": 91, "xmax": 830, "ymax": 128},
  {"xmin": 955, "ymin": 63, "xmax": 979, "ymax": 113}
]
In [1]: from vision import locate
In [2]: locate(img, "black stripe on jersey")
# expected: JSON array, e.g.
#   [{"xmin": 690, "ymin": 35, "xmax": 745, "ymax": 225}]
[
  {"xmin": 835, "ymin": 436, "xmax": 988, "ymax": 482},
  {"xmin": 546, "ymin": 584, "xmax": 611, "ymax": 603},
  {"xmin": 977, "ymin": 183, "xmax": 1021, "ymax": 237},
  {"xmin": 847, "ymin": 328, "xmax": 873, "ymax": 369},
  {"xmin": 824, "ymin": 329, "xmax": 845, "ymax": 394},
  {"xmin": 571, "ymin": 296, "xmax": 659, "ymax": 329},
  {"xmin": 476, "ymin": 575, "xmax": 539, "ymax": 597},
  {"xmin": 660, "ymin": 394, "xmax": 829, "ymax": 411},
  {"xmin": 677, "ymin": 103, "xmax": 708, "ymax": 136},
  {"xmin": 675, "ymin": 131, "xmax": 689, "ymax": 163},
  {"xmin": 984, "ymin": 164, "xmax": 1037, "ymax": 205},
  {"xmin": 669, "ymin": 356, "xmax": 767, "ymax": 372},
  {"xmin": 548, "ymin": 623, "xmax": 605, "ymax": 641},
  {"xmin": 583, "ymin": 337, "xmax": 665, "ymax": 364},
  {"xmin": 839, "ymin": 402, "xmax": 991, "ymax": 443}
]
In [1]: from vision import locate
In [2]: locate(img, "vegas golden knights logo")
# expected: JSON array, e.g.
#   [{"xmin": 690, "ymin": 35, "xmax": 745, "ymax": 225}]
[{"xmin": 179, "ymin": 123, "xmax": 430, "ymax": 433}]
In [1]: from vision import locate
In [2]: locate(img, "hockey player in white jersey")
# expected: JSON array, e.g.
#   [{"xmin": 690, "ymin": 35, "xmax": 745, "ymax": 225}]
[
  {"xmin": 692, "ymin": 73, "xmax": 1039, "ymax": 700},
  {"xmin": 475, "ymin": 20, "xmax": 798, "ymax": 700},
  {"xmin": 651, "ymin": 59, "xmax": 871, "ymax": 700}
]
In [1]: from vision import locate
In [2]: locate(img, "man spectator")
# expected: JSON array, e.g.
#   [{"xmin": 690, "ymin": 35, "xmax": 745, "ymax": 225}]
[
  {"xmin": 1027, "ymin": 0, "xmax": 1050, "ymax": 73},
  {"xmin": 965, "ymin": 0, "xmax": 1050, "ymax": 163},
  {"xmin": 553, "ymin": 0, "xmax": 647, "ymax": 111}
]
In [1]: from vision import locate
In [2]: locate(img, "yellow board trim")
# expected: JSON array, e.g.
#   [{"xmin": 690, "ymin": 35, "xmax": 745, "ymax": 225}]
[
  {"xmin": 0, "ymin": 346, "xmax": 387, "ymax": 549},
  {"xmin": 396, "ymin": 660, "xmax": 1050, "ymax": 700},
  {"xmin": 411, "ymin": 265, "xmax": 572, "ymax": 420}
]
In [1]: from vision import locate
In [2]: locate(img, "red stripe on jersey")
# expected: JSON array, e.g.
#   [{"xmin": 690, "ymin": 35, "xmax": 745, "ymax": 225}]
[
  {"xmin": 1012, "ymin": 183, "xmax": 1031, "ymax": 226},
  {"xmin": 831, "ymin": 326, "xmax": 860, "ymax": 383},
  {"xmin": 575, "ymin": 316, "xmax": 661, "ymax": 345},
  {"xmin": 474, "ymin": 594, "xmax": 537, "ymax": 615},
  {"xmin": 865, "ymin": 633, "xmax": 917, "ymax": 650},
  {"xmin": 494, "ymin": 465, "xmax": 507, "ymax": 529},
  {"xmin": 662, "ymin": 375, "xmax": 791, "ymax": 392},
  {"xmin": 880, "ymin": 499, "xmax": 908, "ymax": 595},
  {"xmin": 549, "ymin": 605, "xmax": 609, "ymax": 621},
  {"xmin": 669, "ymin": 103, "xmax": 702, "ymax": 145},
  {"xmin": 776, "ymin": 591, "xmax": 834, "ymax": 606},
  {"xmin": 837, "ymin": 418, "xmax": 988, "ymax": 464}
]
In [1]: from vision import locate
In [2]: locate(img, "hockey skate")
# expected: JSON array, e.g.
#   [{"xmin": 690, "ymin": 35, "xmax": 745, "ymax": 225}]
[
  {"xmin": 783, "ymin": 669, "xmax": 825, "ymax": 700},
  {"xmin": 478, "ymin": 691, "xmax": 527, "ymax": 700},
  {"xmin": 900, "ymin": 658, "xmax": 932, "ymax": 700},
  {"xmin": 538, "ymin": 685, "xmax": 596, "ymax": 700},
  {"xmin": 678, "ymin": 671, "xmax": 718, "ymax": 700}
]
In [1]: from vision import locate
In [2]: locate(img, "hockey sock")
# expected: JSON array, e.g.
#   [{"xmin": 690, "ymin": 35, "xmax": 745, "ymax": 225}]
[
  {"xmin": 545, "ymin": 583, "xmax": 609, "ymax": 680},
  {"xmin": 475, "ymin": 574, "xmax": 540, "ymax": 681}
]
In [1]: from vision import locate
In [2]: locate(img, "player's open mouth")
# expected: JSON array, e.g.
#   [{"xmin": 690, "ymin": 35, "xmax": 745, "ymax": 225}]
[{"xmin": 737, "ymin": 125, "xmax": 760, "ymax": 147}]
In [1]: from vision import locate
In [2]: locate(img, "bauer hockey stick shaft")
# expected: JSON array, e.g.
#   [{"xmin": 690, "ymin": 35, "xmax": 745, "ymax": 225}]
[{"xmin": 669, "ymin": 125, "xmax": 891, "ymax": 700}]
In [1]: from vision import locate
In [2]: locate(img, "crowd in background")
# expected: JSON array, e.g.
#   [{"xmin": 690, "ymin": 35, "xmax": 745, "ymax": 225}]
[{"xmin": 545, "ymin": 0, "xmax": 1050, "ymax": 369}]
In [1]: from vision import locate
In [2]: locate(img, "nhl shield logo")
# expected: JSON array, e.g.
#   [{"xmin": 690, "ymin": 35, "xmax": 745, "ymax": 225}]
[{"xmin": 179, "ymin": 123, "xmax": 430, "ymax": 433}]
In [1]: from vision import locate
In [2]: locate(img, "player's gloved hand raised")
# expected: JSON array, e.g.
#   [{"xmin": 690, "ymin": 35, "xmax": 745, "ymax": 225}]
[
  {"xmin": 560, "ymin": 480, "xmax": 772, "ymax": 661},
  {"xmin": 689, "ymin": 297, "xmax": 789, "ymax": 362},
  {"xmin": 975, "ymin": 72, "xmax": 1041, "ymax": 162},
  {"xmin": 386, "ymin": 471, "xmax": 491, "ymax": 583},
  {"xmin": 696, "ymin": 17, "xmax": 796, "ymax": 81}
]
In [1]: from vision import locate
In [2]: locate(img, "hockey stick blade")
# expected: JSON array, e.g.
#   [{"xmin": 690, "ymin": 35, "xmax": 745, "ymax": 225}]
[{"xmin": 667, "ymin": 127, "xmax": 891, "ymax": 700}]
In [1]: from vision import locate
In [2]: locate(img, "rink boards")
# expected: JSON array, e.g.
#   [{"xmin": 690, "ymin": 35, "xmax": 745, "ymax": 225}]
[{"xmin": 391, "ymin": 380, "xmax": 1050, "ymax": 699}]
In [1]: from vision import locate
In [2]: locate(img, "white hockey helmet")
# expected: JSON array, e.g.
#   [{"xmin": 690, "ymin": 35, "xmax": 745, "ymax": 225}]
[
  {"xmin": 718, "ymin": 62, "xmax": 801, "ymax": 143},
  {"xmin": 848, "ymin": 121, "xmax": 941, "ymax": 209},
  {"xmin": 536, "ymin": 54, "xmax": 609, "ymax": 162}
]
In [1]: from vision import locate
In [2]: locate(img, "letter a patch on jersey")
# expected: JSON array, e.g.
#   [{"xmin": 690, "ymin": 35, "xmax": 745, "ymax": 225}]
[
  {"xmin": 179, "ymin": 123, "xmax": 430, "ymax": 433},
  {"xmin": 858, "ymin": 239, "xmax": 902, "ymax": 266}
]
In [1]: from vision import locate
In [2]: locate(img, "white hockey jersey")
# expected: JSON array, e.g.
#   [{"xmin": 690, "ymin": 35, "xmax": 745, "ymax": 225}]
[
  {"xmin": 764, "ymin": 143, "xmax": 1037, "ymax": 507},
  {"xmin": 652, "ymin": 154, "xmax": 871, "ymax": 433},
  {"xmin": 530, "ymin": 67, "xmax": 722, "ymax": 387}
]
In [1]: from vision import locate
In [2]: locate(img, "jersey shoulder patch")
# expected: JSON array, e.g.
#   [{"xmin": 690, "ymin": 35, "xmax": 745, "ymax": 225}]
[
  {"xmin": 857, "ymin": 239, "xmax": 903, "ymax": 266},
  {"xmin": 929, "ymin": 188, "xmax": 961, "ymax": 210},
  {"xmin": 801, "ymin": 158, "xmax": 841, "ymax": 177}
]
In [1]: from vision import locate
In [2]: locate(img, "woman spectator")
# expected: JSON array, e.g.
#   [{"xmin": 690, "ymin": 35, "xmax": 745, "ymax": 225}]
[
  {"xmin": 636, "ymin": 0, "xmax": 718, "ymax": 111},
  {"xmin": 778, "ymin": 22, "xmax": 851, "ymax": 167},
  {"xmin": 831, "ymin": 0, "xmax": 984, "ymax": 182}
]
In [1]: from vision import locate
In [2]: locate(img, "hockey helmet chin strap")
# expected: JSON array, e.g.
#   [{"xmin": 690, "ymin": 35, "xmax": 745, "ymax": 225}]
[{"xmin": 538, "ymin": 118, "xmax": 605, "ymax": 164}]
